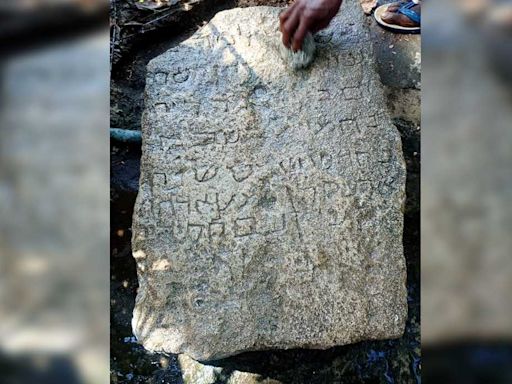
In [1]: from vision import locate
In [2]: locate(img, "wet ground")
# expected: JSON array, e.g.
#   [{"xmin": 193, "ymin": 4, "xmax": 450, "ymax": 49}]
[{"xmin": 110, "ymin": 1, "xmax": 420, "ymax": 382}]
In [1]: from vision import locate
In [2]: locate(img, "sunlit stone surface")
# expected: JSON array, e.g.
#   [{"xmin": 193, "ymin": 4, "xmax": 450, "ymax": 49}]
[{"xmin": 132, "ymin": 0, "xmax": 406, "ymax": 361}]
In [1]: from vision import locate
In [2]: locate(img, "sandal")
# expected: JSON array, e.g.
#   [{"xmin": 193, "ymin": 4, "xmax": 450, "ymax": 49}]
[{"xmin": 374, "ymin": 1, "xmax": 421, "ymax": 32}]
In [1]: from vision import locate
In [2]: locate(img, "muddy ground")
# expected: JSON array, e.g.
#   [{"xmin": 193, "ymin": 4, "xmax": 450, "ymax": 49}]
[{"xmin": 110, "ymin": 1, "xmax": 420, "ymax": 383}]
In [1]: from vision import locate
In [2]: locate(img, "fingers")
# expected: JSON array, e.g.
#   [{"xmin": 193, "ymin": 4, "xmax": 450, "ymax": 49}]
[
  {"xmin": 279, "ymin": 3, "xmax": 295, "ymax": 24},
  {"xmin": 279, "ymin": 3, "xmax": 295, "ymax": 39},
  {"xmin": 291, "ymin": 17, "xmax": 311, "ymax": 52},
  {"xmin": 281, "ymin": 8, "xmax": 301, "ymax": 48}
]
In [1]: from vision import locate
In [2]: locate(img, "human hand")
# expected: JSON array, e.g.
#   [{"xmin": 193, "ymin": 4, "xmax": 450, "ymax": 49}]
[{"xmin": 279, "ymin": 0, "xmax": 343, "ymax": 51}]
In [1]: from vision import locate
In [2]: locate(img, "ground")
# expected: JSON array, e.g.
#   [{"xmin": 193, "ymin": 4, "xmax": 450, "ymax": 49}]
[{"xmin": 110, "ymin": 0, "xmax": 420, "ymax": 382}]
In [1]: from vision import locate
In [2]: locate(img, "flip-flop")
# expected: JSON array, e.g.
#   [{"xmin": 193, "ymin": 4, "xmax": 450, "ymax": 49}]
[{"xmin": 374, "ymin": 2, "xmax": 421, "ymax": 32}]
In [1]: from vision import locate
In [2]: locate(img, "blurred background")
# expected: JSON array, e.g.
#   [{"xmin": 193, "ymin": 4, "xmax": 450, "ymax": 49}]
[
  {"xmin": 422, "ymin": 0, "xmax": 512, "ymax": 382},
  {"xmin": 0, "ymin": 0, "xmax": 511, "ymax": 383},
  {"xmin": 0, "ymin": 1, "xmax": 109, "ymax": 384}
]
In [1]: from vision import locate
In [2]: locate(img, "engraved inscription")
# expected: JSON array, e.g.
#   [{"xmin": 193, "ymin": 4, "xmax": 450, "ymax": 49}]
[
  {"xmin": 133, "ymin": 5, "xmax": 407, "ymax": 361},
  {"xmin": 194, "ymin": 165, "xmax": 218, "ymax": 182},
  {"xmin": 229, "ymin": 164, "xmax": 253, "ymax": 182},
  {"xmin": 173, "ymin": 71, "xmax": 189, "ymax": 83},
  {"xmin": 343, "ymin": 87, "xmax": 363, "ymax": 100}
]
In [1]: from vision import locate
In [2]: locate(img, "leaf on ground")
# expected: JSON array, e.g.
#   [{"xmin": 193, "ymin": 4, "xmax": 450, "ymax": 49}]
[{"xmin": 359, "ymin": 0, "xmax": 378, "ymax": 14}]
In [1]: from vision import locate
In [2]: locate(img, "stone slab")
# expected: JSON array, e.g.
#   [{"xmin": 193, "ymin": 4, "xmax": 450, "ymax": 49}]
[{"xmin": 132, "ymin": 0, "xmax": 407, "ymax": 361}]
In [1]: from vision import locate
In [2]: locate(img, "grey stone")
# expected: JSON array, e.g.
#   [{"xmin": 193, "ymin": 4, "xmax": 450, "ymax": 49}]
[{"xmin": 132, "ymin": 0, "xmax": 407, "ymax": 361}]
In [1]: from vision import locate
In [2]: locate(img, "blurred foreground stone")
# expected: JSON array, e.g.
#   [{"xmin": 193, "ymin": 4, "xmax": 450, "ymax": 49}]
[
  {"xmin": 132, "ymin": 0, "xmax": 407, "ymax": 361},
  {"xmin": 423, "ymin": 0, "xmax": 512, "ymax": 344},
  {"xmin": 0, "ymin": 33, "xmax": 109, "ymax": 383}
]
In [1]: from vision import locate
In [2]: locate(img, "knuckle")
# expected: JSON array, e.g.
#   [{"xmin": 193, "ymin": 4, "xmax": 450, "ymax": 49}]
[{"xmin": 303, "ymin": 9, "xmax": 315, "ymax": 19}]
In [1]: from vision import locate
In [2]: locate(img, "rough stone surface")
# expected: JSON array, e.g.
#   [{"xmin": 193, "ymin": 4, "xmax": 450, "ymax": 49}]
[{"xmin": 132, "ymin": 0, "xmax": 407, "ymax": 361}]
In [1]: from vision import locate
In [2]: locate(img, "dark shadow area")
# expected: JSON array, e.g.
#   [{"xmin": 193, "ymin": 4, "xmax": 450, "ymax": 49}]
[
  {"xmin": 111, "ymin": 0, "xmax": 238, "ymax": 68},
  {"xmin": 0, "ymin": 4, "xmax": 108, "ymax": 57},
  {"xmin": 0, "ymin": 351, "xmax": 84, "ymax": 384},
  {"xmin": 202, "ymin": 338, "xmax": 420, "ymax": 383},
  {"xmin": 423, "ymin": 343, "xmax": 512, "ymax": 384}
]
